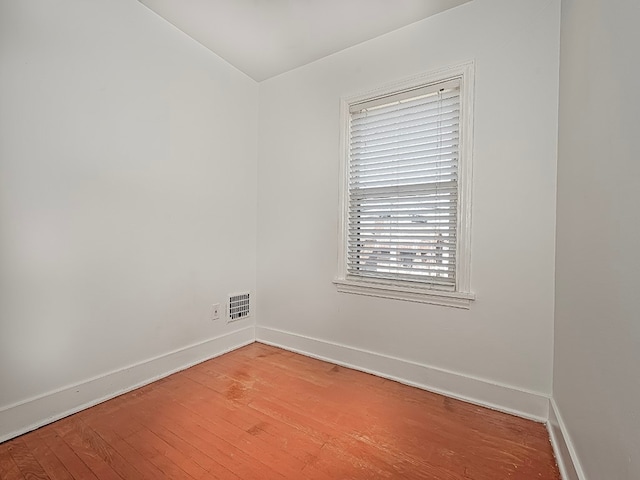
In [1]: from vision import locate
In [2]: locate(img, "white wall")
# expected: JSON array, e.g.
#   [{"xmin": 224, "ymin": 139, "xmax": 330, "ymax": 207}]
[
  {"xmin": 0, "ymin": 0, "xmax": 257, "ymax": 436},
  {"xmin": 257, "ymin": 0, "xmax": 560, "ymax": 409},
  {"xmin": 553, "ymin": 0, "xmax": 640, "ymax": 478}
]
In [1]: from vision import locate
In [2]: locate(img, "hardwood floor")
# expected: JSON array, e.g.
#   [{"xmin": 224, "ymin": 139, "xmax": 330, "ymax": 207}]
[{"xmin": 0, "ymin": 343, "xmax": 560, "ymax": 479}]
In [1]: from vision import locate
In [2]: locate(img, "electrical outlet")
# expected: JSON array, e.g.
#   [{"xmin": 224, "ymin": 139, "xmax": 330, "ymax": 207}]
[{"xmin": 211, "ymin": 303, "xmax": 221, "ymax": 320}]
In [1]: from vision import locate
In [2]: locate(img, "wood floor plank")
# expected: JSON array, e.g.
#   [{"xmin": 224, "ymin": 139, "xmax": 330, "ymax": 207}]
[
  {"xmin": 158, "ymin": 373, "xmax": 323, "ymax": 451},
  {"xmin": 120, "ymin": 429, "xmax": 198, "ymax": 480},
  {"xmin": 53, "ymin": 418, "xmax": 126, "ymax": 480},
  {"xmin": 111, "ymin": 392, "xmax": 282, "ymax": 480},
  {"xmin": 155, "ymin": 385, "xmax": 312, "ymax": 478},
  {"xmin": 6, "ymin": 438, "xmax": 51, "ymax": 480},
  {"xmin": 92, "ymin": 408, "xmax": 239, "ymax": 480},
  {"xmin": 133, "ymin": 419, "xmax": 241, "ymax": 480},
  {"xmin": 79, "ymin": 419, "xmax": 168, "ymax": 480},
  {"xmin": 140, "ymin": 394, "xmax": 288, "ymax": 479},
  {"xmin": 126, "ymin": 428, "xmax": 205, "ymax": 479},
  {"xmin": 0, "ymin": 343, "xmax": 560, "ymax": 480},
  {"xmin": 36, "ymin": 429, "xmax": 99, "ymax": 480},
  {"xmin": 20, "ymin": 432, "xmax": 75, "ymax": 480},
  {"xmin": 0, "ymin": 443, "xmax": 25, "ymax": 480}
]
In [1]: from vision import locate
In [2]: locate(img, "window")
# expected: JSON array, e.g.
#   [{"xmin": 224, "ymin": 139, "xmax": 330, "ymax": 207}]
[{"xmin": 334, "ymin": 63, "xmax": 475, "ymax": 308}]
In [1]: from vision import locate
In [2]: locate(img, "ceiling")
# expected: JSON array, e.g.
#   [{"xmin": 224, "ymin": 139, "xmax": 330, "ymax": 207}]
[{"xmin": 137, "ymin": 0, "xmax": 471, "ymax": 82}]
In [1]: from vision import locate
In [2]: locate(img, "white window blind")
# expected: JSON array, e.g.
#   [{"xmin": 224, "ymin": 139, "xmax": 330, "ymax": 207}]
[{"xmin": 346, "ymin": 79, "xmax": 461, "ymax": 290}]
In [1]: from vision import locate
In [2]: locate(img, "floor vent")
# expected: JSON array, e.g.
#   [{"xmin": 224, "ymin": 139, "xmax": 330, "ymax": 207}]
[{"xmin": 228, "ymin": 292, "xmax": 250, "ymax": 322}]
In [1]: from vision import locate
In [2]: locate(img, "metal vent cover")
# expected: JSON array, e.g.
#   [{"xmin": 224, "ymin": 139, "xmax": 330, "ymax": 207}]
[{"xmin": 228, "ymin": 292, "xmax": 250, "ymax": 322}]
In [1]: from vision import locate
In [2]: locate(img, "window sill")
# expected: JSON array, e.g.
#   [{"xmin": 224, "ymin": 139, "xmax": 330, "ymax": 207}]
[{"xmin": 333, "ymin": 278, "xmax": 475, "ymax": 309}]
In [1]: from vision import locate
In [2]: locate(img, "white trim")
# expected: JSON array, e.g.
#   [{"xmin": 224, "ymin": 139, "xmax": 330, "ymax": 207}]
[
  {"xmin": 547, "ymin": 398, "xmax": 587, "ymax": 480},
  {"xmin": 255, "ymin": 326, "xmax": 549, "ymax": 421},
  {"xmin": 336, "ymin": 61, "xmax": 475, "ymax": 305},
  {"xmin": 333, "ymin": 277, "xmax": 474, "ymax": 308},
  {"xmin": 456, "ymin": 61, "xmax": 475, "ymax": 293},
  {"xmin": 349, "ymin": 78, "xmax": 460, "ymax": 113},
  {"xmin": 0, "ymin": 326, "xmax": 255, "ymax": 444}
]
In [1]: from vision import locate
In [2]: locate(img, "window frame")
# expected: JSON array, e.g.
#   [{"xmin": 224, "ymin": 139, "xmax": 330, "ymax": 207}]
[{"xmin": 334, "ymin": 62, "xmax": 475, "ymax": 308}]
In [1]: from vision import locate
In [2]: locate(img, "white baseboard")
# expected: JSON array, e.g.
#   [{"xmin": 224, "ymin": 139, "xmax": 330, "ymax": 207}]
[
  {"xmin": 0, "ymin": 326, "xmax": 255, "ymax": 444},
  {"xmin": 255, "ymin": 326, "xmax": 549, "ymax": 422},
  {"xmin": 547, "ymin": 398, "xmax": 586, "ymax": 480}
]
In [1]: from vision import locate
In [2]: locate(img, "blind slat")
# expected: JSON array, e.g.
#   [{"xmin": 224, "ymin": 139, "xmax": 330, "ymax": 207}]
[
  {"xmin": 351, "ymin": 164, "xmax": 457, "ymax": 183},
  {"xmin": 351, "ymin": 131, "xmax": 459, "ymax": 155},
  {"xmin": 350, "ymin": 175, "xmax": 457, "ymax": 191},
  {"xmin": 348, "ymin": 254, "xmax": 456, "ymax": 263},
  {"xmin": 351, "ymin": 150, "xmax": 458, "ymax": 167},
  {"xmin": 351, "ymin": 116, "xmax": 460, "ymax": 145},
  {"xmin": 351, "ymin": 108, "xmax": 460, "ymax": 136},
  {"xmin": 352, "ymin": 141, "xmax": 459, "ymax": 164},
  {"xmin": 347, "ymin": 268, "xmax": 456, "ymax": 286},
  {"xmin": 348, "ymin": 242, "xmax": 456, "ymax": 249},
  {"xmin": 349, "ymin": 231, "xmax": 457, "ymax": 237},
  {"xmin": 353, "ymin": 120, "xmax": 459, "ymax": 141},
  {"xmin": 350, "ymin": 182, "xmax": 458, "ymax": 198}
]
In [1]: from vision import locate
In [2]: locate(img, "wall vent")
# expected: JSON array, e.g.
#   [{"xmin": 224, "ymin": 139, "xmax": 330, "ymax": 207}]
[{"xmin": 228, "ymin": 292, "xmax": 250, "ymax": 322}]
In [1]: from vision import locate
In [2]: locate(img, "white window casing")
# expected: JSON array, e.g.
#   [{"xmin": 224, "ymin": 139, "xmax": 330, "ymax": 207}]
[{"xmin": 334, "ymin": 62, "xmax": 475, "ymax": 308}]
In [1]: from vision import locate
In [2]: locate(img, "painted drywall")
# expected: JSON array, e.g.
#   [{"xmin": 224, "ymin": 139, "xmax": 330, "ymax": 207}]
[
  {"xmin": 0, "ymin": 0, "xmax": 258, "ymax": 426},
  {"xmin": 257, "ymin": 0, "xmax": 560, "ymax": 398},
  {"xmin": 554, "ymin": 0, "xmax": 640, "ymax": 478}
]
